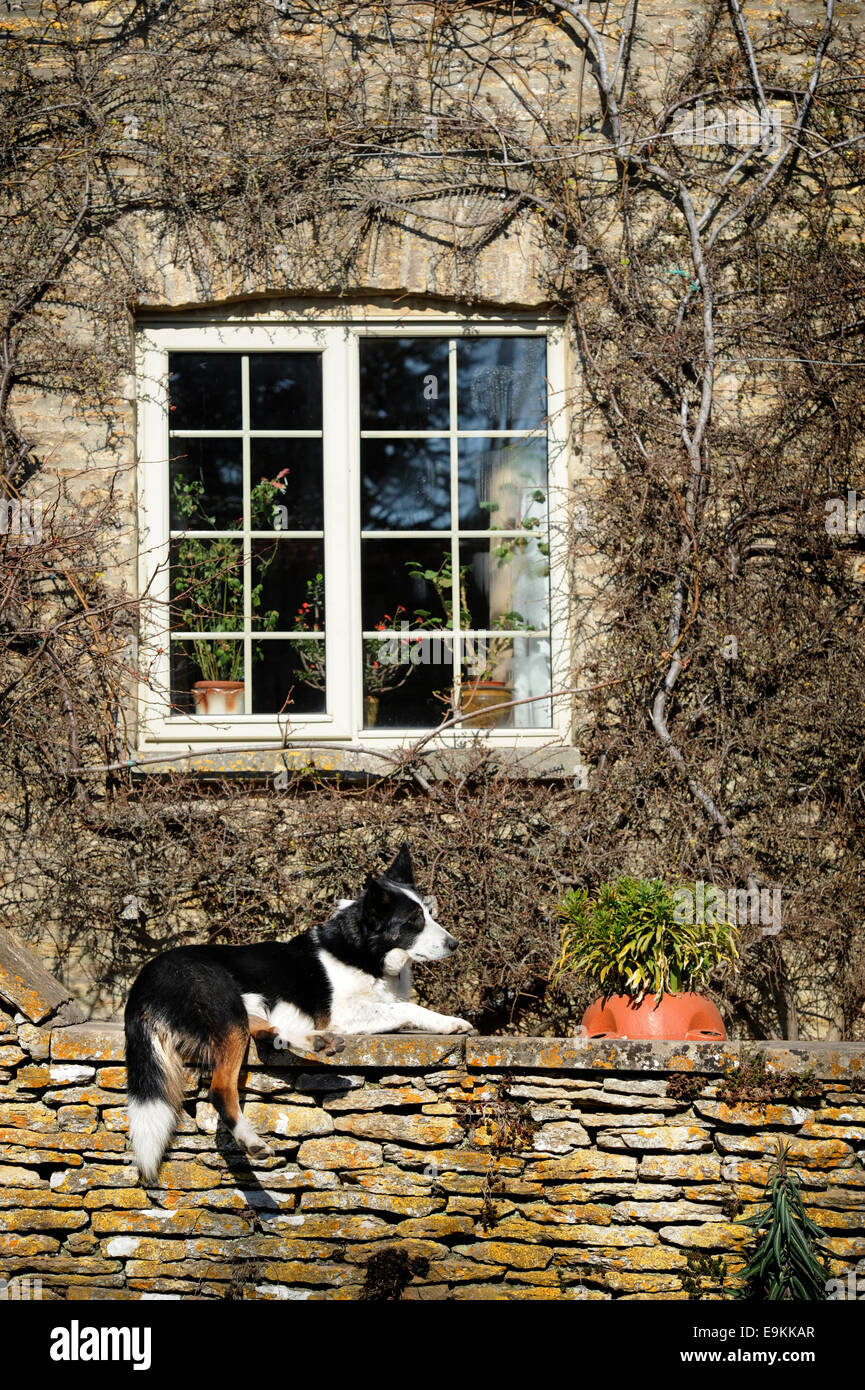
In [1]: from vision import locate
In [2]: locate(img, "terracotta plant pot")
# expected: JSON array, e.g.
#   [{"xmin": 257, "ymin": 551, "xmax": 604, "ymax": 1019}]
[
  {"xmin": 581, "ymin": 991, "xmax": 727, "ymax": 1041},
  {"xmin": 191, "ymin": 680, "xmax": 244, "ymax": 716},
  {"xmin": 458, "ymin": 680, "xmax": 512, "ymax": 729}
]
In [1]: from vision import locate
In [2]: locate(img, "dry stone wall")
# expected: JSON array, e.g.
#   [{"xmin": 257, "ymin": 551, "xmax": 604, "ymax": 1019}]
[{"xmin": 1, "ymin": 935, "xmax": 864, "ymax": 1301}]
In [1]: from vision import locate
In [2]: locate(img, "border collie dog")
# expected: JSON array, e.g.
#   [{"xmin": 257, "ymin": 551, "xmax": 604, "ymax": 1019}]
[{"xmin": 125, "ymin": 845, "xmax": 472, "ymax": 1182}]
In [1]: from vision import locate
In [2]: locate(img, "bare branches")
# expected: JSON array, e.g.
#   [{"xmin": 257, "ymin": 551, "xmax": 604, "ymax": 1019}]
[
  {"xmin": 0, "ymin": 0, "xmax": 862, "ymax": 1038},
  {"xmin": 705, "ymin": 0, "xmax": 837, "ymax": 249}
]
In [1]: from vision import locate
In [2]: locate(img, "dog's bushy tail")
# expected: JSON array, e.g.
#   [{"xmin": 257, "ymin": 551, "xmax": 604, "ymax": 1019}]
[
  {"xmin": 126, "ymin": 947, "xmax": 246, "ymax": 1183},
  {"xmin": 125, "ymin": 1010, "xmax": 189, "ymax": 1184}
]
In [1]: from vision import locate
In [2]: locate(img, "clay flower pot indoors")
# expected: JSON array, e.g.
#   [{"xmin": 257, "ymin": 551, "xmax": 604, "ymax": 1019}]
[
  {"xmin": 581, "ymin": 991, "xmax": 727, "ymax": 1041},
  {"xmin": 458, "ymin": 680, "xmax": 512, "ymax": 728},
  {"xmin": 191, "ymin": 680, "xmax": 244, "ymax": 716}
]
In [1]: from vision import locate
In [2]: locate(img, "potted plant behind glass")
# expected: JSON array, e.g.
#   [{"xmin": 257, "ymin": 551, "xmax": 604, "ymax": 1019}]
[
  {"xmin": 289, "ymin": 577, "xmax": 417, "ymax": 727},
  {"xmin": 552, "ymin": 876, "xmax": 738, "ymax": 1040},
  {"xmin": 171, "ymin": 474, "xmax": 282, "ymax": 714},
  {"xmin": 461, "ymin": 605, "xmax": 533, "ymax": 727},
  {"xmin": 407, "ymin": 554, "xmax": 530, "ymax": 728},
  {"xmin": 364, "ymin": 607, "xmax": 423, "ymax": 727}
]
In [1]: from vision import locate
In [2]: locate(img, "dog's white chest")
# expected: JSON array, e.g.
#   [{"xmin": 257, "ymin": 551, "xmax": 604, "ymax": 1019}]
[{"xmin": 318, "ymin": 950, "xmax": 409, "ymax": 1030}]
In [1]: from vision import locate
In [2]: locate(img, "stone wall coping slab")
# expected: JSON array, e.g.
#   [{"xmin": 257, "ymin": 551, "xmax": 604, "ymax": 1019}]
[{"xmin": 47, "ymin": 1023, "xmax": 865, "ymax": 1078}]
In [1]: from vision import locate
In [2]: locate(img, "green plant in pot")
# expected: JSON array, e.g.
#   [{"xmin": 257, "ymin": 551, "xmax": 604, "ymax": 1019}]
[
  {"xmin": 552, "ymin": 875, "xmax": 738, "ymax": 1040},
  {"xmin": 171, "ymin": 474, "xmax": 281, "ymax": 714}
]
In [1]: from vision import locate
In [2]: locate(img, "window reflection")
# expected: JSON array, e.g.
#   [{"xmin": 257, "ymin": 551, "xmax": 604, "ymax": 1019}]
[
  {"xmin": 458, "ymin": 438, "xmax": 548, "ymax": 530},
  {"xmin": 168, "ymin": 354, "xmax": 242, "ymax": 431},
  {"xmin": 249, "ymin": 353, "xmax": 322, "ymax": 430},
  {"xmin": 457, "ymin": 337, "xmax": 546, "ymax": 431},
  {"xmin": 362, "ymin": 439, "xmax": 451, "ymax": 530},
  {"xmin": 360, "ymin": 338, "xmax": 450, "ymax": 430}
]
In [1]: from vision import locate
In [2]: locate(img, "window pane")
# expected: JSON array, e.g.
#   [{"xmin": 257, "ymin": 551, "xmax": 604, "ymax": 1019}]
[
  {"xmin": 363, "ymin": 636, "xmax": 454, "ymax": 729},
  {"xmin": 457, "ymin": 337, "xmax": 546, "ymax": 431},
  {"xmin": 252, "ymin": 639, "xmax": 326, "ymax": 715},
  {"xmin": 362, "ymin": 438, "xmax": 450, "ymax": 531},
  {"xmin": 170, "ymin": 640, "xmax": 244, "ymax": 714},
  {"xmin": 249, "ymin": 353, "xmax": 322, "ymax": 430},
  {"xmin": 459, "ymin": 636, "xmax": 552, "ymax": 729},
  {"xmin": 168, "ymin": 354, "xmax": 242, "ymax": 431},
  {"xmin": 170, "ymin": 439, "xmax": 244, "ymax": 531},
  {"xmin": 170, "ymin": 538, "xmax": 244, "ymax": 632},
  {"xmin": 458, "ymin": 438, "xmax": 547, "ymax": 531},
  {"xmin": 360, "ymin": 338, "xmax": 450, "ymax": 430},
  {"xmin": 361, "ymin": 540, "xmax": 456, "ymax": 631},
  {"xmin": 251, "ymin": 439, "xmax": 323, "ymax": 530},
  {"xmin": 252, "ymin": 540, "xmax": 324, "ymax": 632},
  {"xmin": 460, "ymin": 536, "xmax": 550, "ymax": 632}
]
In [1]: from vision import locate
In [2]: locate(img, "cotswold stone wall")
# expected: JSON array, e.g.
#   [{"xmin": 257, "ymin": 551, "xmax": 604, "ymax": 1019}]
[{"xmin": 2, "ymin": 938, "xmax": 864, "ymax": 1301}]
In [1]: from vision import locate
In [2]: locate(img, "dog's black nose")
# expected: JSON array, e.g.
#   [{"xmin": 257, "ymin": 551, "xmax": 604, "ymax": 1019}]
[{"xmin": 447, "ymin": 936, "xmax": 458, "ymax": 952}]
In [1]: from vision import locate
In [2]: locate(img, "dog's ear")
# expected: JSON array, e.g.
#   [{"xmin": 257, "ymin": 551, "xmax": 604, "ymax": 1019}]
[
  {"xmin": 362, "ymin": 874, "xmax": 398, "ymax": 922},
  {"xmin": 385, "ymin": 842, "xmax": 415, "ymax": 886}
]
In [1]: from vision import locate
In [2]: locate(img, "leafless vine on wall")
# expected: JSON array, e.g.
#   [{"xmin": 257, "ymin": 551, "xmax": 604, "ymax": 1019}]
[{"xmin": 1, "ymin": 1, "xmax": 863, "ymax": 1038}]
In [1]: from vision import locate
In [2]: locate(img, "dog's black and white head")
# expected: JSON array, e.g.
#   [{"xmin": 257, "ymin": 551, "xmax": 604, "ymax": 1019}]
[{"xmin": 321, "ymin": 844, "xmax": 457, "ymax": 977}]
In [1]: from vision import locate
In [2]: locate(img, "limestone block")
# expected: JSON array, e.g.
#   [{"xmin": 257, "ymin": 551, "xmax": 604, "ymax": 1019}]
[{"xmin": 296, "ymin": 1137, "xmax": 383, "ymax": 1170}]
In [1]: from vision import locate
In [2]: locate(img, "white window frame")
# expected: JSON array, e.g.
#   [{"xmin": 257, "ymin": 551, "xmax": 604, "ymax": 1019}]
[{"xmin": 135, "ymin": 313, "xmax": 571, "ymax": 754}]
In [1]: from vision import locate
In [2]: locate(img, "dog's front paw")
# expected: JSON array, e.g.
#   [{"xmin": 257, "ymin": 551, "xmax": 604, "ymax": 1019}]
[
  {"xmin": 444, "ymin": 1016, "xmax": 475, "ymax": 1034},
  {"xmin": 313, "ymin": 1031, "xmax": 346, "ymax": 1055}
]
